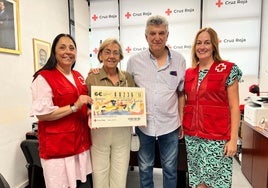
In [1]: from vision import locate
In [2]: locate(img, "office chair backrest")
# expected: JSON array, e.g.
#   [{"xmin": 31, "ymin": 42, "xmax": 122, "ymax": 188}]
[
  {"xmin": 0, "ymin": 173, "xmax": 10, "ymax": 188},
  {"xmin": 20, "ymin": 139, "xmax": 42, "ymax": 168},
  {"xmin": 20, "ymin": 139, "xmax": 46, "ymax": 188}
]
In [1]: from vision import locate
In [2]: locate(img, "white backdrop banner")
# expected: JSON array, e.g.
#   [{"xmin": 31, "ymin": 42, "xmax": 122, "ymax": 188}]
[
  {"xmin": 89, "ymin": 0, "xmax": 262, "ymax": 75},
  {"xmin": 202, "ymin": 0, "xmax": 262, "ymax": 76}
]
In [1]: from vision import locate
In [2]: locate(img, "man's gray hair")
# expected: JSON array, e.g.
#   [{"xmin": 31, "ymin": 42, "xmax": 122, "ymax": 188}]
[{"xmin": 145, "ymin": 15, "xmax": 169, "ymax": 34}]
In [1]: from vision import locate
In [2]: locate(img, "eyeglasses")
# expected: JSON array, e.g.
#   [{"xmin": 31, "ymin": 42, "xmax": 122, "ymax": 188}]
[{"xmin": 103, "ymin": 50, "xmax": 120, "ymax": 57}]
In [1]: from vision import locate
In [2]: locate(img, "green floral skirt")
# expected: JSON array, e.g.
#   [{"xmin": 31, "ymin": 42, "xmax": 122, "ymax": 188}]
[{"xmin": 185, "ymin": 136, "xmax": 233, "ymax": 188}]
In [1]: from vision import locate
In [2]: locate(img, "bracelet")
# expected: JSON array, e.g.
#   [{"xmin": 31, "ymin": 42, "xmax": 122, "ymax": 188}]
[{"xmin": 70, "ymin": 103, "xmax": 77, "ymax": 113}]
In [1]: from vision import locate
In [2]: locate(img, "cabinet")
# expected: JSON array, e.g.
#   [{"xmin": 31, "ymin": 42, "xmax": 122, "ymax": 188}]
[
  {"xmin": 241, "ymin": 121, "xmax": 268, "ymax": 188},
  {"xmin": 241, "ymin": 122, "xmax": 254, "ymax": 183}
]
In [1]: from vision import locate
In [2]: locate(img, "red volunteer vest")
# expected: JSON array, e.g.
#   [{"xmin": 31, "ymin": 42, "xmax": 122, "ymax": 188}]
[
  {"xmin": 38, "ymin": 69, "xmax": 91, "ymax": 159},
  {"xmin": 183, "ymin": 61, "xmax": 234, "ymax": 140}
]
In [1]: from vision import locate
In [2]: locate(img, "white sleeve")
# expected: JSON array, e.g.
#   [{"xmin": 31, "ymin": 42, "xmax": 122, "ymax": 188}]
[{"xmin": 30, "ymin": 75, "xmax": 59, "ymax": 116}]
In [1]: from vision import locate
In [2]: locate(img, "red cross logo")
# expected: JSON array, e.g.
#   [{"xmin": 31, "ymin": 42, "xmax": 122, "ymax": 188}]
[
  {"xmin": 92, "ymin": 14, "xmax": 98, "ymax": 21},
  {"xmin": 125, "ymin": 46, "xmax": 132, "ymax": 53},
  {"xmin": 165, "ymin": 8, "xmax": 172, "ymax": 16},
  {"xmin": 216, "ymin": 0, "xmax": 223, "ymax": 8},
  {"xmin": 125, "ymin": 12, "xmax": 131, "ymax": 19},
  {"xmin": 93, "ymin": 48, "xmax": 99, "ymax": 54},
  {"xmin": 78, "ymin": 76, "xmax": 86, "ymax": 85},
  {"xmin": 215, "ymin": 63, "xmax": 227, "ymax": 72}
]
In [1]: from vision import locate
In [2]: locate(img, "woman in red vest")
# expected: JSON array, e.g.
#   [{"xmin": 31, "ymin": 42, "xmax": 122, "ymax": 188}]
[
  {"xmin": 30, "ymin": 34, "xmax": 93, "ymax": 188},
  {"xmin": 183, "ymin": 27, "xmax": 242, "ymax": 188}
]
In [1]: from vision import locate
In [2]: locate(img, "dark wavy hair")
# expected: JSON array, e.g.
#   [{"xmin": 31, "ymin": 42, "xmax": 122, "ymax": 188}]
[{"xmin": 33, "ymin": 33, "xmax": 76, "ymax": 79}]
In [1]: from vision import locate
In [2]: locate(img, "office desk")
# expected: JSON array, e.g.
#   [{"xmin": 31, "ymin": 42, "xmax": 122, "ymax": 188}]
[
  {"xmin": 129, "ymin": 139, "xmax": 189, "ymax": 188},
  {"xmin": 241, "ymin": 121, "xmax": 268, "ymax": 188}
]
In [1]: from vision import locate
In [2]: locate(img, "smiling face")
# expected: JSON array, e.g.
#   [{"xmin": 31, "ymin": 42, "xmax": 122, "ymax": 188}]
[
  {"xmin": 55, "ymin": 36, "xmax": 76, "ymax": 69},
  {"xmin": 195, "ymin": 31, "xmax": 214, "ymax": 63},
  {"xmin": 99, "ymin": 43, "xmax": 121, "ymax": 70},
  {"xmin": 145, "ymin": 24, "xmax": 168, "ymax": 54}
]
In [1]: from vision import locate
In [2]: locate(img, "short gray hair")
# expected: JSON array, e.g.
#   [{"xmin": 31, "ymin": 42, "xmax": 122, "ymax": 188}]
[{"xmin": 145, "ymin": 15, "xmax": 169, "ymax": 34}]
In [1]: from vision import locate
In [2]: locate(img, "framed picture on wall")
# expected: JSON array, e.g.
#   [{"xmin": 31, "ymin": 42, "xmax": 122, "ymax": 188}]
[
  {"xmin": 0, "ymin": 0, "xmax": 21, "ymax": 54},
  {"xmin": 33, "ymin": 38, "xmax": 51, "ymax": 72}
]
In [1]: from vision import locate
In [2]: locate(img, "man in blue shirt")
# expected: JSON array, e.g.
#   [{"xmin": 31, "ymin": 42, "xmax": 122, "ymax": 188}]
[{"xmin": 127, "ymin": 15, "xmax": 186, "ymax": 188}]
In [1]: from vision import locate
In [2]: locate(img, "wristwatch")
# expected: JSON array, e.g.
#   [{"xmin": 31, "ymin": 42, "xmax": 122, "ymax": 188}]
[{"xmin": 70, "ymin": 103, "xmax": 77, "ymax": 113}]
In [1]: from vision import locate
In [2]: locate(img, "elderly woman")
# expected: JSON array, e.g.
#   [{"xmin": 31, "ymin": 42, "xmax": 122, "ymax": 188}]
[{"xmin": 86, "ymin": 38, "xmax": 135, "ymax": 188}]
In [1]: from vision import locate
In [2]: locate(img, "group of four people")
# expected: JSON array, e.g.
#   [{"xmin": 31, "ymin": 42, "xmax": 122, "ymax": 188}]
[{"xmin": 30, "ymin": 15, "xmax": 242, "ymax": 188}]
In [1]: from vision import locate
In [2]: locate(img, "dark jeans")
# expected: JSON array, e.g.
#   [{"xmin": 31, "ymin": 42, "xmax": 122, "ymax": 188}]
[{"xmin": 136, "ymin": 128, "xmax": 179, "ymax": 188}]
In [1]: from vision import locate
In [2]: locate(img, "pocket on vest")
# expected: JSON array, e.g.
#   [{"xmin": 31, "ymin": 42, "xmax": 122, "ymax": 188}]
[{"xmin": 203, "ymin": 106, "xmax": 229, "ymax": 135}]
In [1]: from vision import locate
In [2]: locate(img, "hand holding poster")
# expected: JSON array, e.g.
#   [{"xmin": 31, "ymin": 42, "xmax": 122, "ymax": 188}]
[{"xmin": 91, "ymin": 86, "xmax": 146, "ymax": 128}]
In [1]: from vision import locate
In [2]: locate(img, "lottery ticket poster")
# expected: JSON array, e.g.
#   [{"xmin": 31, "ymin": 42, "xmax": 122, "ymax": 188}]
[{"xmin": 91, "ymin": 86, "xmax": 147, "ymax": 128}]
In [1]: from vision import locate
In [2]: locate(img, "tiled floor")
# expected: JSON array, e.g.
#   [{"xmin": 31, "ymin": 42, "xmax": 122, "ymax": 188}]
[
  {"xmin": 126, "ymin": 159, "xmax": 252, "ymax": 188},
  {"xmin": 232, "ymin": 159, "xmax": 252, "ymax": 188}
]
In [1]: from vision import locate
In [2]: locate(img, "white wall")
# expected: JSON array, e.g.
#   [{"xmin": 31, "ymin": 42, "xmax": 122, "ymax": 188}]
[
  {"xmin": 0, "ymin": 0, "xmax": 267, "ymax": 187},
  {"xmin": 259, "ymin": 0, "xmax": 268, "ymax": 92},
  {"xmin": 73, "ymin": 0, "xmax": 91, "ymax": 77},
  {"xmin": 239, "ymin": 0, "xmax": 268, "ymax": 102},
  {"xmin": 0, "ymin": 0, "xmax": 90, "ymax": 187}
]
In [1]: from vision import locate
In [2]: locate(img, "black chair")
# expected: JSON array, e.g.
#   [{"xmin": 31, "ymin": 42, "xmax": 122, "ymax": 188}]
[
  {"xmin": 20, "ymin": 139, "xmax": 45, "ymax": 188},
  {"xmin": 0, "ymin": 173, "xmax": 10, "ymax": 188},
  {"xmin": 21, "ymin": 137, "xmax": 93, "ymax": 188}
]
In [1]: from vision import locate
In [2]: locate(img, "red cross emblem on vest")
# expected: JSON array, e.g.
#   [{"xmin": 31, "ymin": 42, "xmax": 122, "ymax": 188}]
[
  {"xmin": 215, "ymin": 63, "xmax": 227, "ymax": 72},
  {"xmin": 78, "ymin": 76, "xmax": 86, "ymax": 85}
]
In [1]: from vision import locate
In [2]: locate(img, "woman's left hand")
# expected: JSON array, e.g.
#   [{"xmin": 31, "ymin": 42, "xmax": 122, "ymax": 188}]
[{"xmin": 224, "ymin": 140, "xmax": 237, "ymax": 157}]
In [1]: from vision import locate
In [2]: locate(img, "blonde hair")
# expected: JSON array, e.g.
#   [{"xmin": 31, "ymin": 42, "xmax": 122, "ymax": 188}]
[
  {"xmin": 191, "ymin": 27, "xmax": 223, "ymax": 68},
  {"xmin": 97, "ymin": 38, "xmax": 123, "ymax": 62}
]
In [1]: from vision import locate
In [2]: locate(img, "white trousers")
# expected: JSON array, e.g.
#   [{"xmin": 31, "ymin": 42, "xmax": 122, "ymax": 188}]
[{"xmin": 91, "ymin": 127, "xmax": 131, "ymax": 188}]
